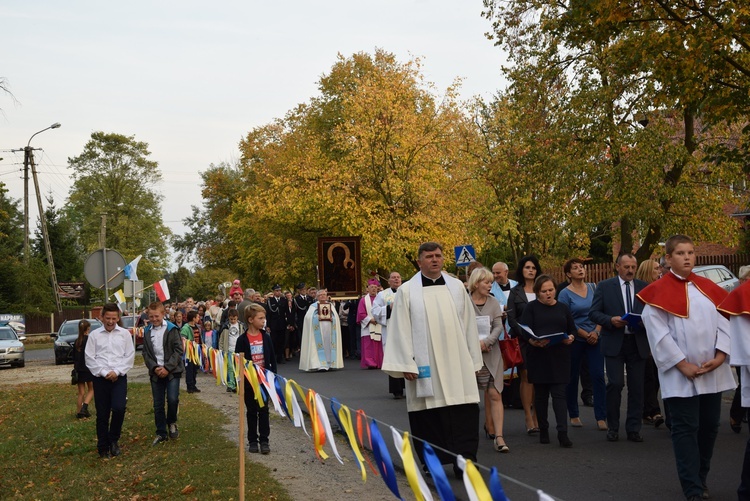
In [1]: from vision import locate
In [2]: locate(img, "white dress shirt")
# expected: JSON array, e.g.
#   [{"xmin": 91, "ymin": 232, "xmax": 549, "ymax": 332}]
[
  {"xmin": 149, "ymin": 323, "xmax": 167, "ymax": 366},
  {"xmin": 85, "ymin": 324, "xmax": 135, "ymax": 378}
]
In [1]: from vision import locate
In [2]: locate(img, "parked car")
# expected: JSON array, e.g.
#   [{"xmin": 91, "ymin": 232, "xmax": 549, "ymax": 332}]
[
  {"xmin": 120, "ymin": 315, "xmax": 144, "ymax": 349},
  {"xmin": 52, "ymin": 319, "xmax": 103, "ymax": 365},
  {"xmin": 693, "ymin": 264, "xmax": 740, "ymax": 292},
  {"xmin": 0, "ymin": 323, "xmax": 26, "ymax": 368}
]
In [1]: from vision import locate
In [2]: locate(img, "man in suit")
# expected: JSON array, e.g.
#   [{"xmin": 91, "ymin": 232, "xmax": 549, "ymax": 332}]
[
  {"xmin": 265, "ymin": 284, "xmax": 287, "ymax": 364},
  {"xmin": 589, "ymin": 253, "xmax": 649, "ymax": 443}
]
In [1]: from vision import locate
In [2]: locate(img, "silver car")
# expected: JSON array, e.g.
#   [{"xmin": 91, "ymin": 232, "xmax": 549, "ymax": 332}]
[
  {"xmin": 0, "ymin": 324, "xmax": 26, "ymax": 368},
  {"xmin": 693, "ymin": 265, "xmax": 740, "ymax": 292}
]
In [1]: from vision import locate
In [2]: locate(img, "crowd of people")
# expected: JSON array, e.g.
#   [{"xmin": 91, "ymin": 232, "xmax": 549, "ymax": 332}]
[{"xmin": 71, "ymin": 236, "xmax": 750, "ymax": 501}]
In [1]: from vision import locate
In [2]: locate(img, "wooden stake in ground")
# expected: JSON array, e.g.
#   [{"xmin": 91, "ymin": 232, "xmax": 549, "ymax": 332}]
[{"xmin": 238, "ymin": 353, "xmax": 246, "ymax": 501}]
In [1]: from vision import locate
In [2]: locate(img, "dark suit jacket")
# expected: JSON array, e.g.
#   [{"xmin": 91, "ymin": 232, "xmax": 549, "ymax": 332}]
[
  {"xmin": 264, "ymin": 296, "xmax": 286, "ymax": 331},
  {"xmin": 507, "ymin": 283, "xmax": 532, "ymax": 339},
  {"xmin": 589, "ymin": 276, "xmax": 650, "ymax": 359}
]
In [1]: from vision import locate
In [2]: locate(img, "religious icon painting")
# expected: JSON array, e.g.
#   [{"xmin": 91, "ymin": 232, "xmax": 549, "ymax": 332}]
[
  {"xmin": 317, "ymin": 236, "xmax": 362, "ymax": 298},
  {"xmin": 318, "ymin": 303, "xmax": 332, "ymax": 322}
]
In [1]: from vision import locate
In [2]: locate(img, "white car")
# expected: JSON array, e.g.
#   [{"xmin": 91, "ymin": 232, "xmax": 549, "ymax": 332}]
[
  {"xmin": 693, "ymin": 265, "xmax": 740, "ymax": 292},
  {"xmin": 0, "ymin": 324, "xmax": 26, "ymax": 368}
]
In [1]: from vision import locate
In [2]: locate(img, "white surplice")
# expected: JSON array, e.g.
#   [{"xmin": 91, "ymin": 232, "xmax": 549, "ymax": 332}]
[
  {"xmin": 641, "ymin": 282, "xmax": 735, "ymax": 399},
  {"xmin": 382, "ymin": 274, "xmax": 482, "ymax": 412},
  {"xmin": 372, "ymin": 288, "xmax": 397, "ymax": 347}
]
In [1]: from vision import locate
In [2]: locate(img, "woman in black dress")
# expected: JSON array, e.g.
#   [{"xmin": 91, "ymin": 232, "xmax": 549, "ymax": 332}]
[
  {"xmin": 74, "ymin": 319, "xmax": 94, "ymax": 419},
  {"xmin": 507, "ymin": 255, "xmax": 542, "ymax": 433},
  {"xmin": 519, "ymin": 275, "xmax": 576, "ymax": 447}
]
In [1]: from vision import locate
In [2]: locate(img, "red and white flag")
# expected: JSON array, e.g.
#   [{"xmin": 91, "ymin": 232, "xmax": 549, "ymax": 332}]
[{"xmin": 154, "ymin": 279, "xmax": 170, "ymax": 302}]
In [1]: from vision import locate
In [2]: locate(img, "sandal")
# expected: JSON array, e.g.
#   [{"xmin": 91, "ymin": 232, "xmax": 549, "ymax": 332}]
[
  {"xmin": 494, "ymin": 436, "xmax": 510, "ymax": 453},
  {"xmin": 527, "ymin": 427, "xmax": 540, "ymax": 435}
]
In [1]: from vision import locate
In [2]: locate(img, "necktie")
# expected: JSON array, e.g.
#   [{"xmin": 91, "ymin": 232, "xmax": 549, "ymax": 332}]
[{"xmin": 625, "ymin": 281, "xmax": 632, "ymax": 313}]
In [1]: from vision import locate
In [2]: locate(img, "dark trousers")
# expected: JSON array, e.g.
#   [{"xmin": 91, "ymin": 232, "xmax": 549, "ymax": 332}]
[
  {"xmin": 151, "ymin": 376, "xmax": 180, "ymax": 438},
  {"xmin": 271, "ymin": 329, "xmax": 286, "ymax": 363},
  {"xmin": 567, "ymin": 341, "xmax": 606, "ymax": 421},
  {"xmin": 580, "ymin": 356, "xmax": 593, "ymax": 402},
  {"xmin": 731, "ymin": 367, "xmax": 747, "ymax": 427},
  {"xmin": 643, "ymin": 355, "xmax": 662, "ymax": 418},
  {"xmin": 185, "ymin": 360, "xmax": 197, "ymax": 391},
  {"xmin": 534, "ymin": 383, "xmax": 568, "ymax": 433},
  {"xmin": 665, "ymin": 393, "xmax": 722, "ymax": 499},
  {"xmin": 92, "ymin": 375, "xmax": 127, "ymax": 454},
  {"xmin": 739, "ymin": 438, "xmax": 750, "ymax": 500},
  {"xmin": 409, "ymin": 403, "xmax": 479, "ymax": 465},
  {"xmin": 244, "ymin": 383, "xmax": 270, "ymax": 445},
  {"xmin": 605, "ymin": 336, "xmax": 645, "ymax": 433},
  {"xmin": 389, "ymin": 375, "xmax": 405, "ymax": 396}
]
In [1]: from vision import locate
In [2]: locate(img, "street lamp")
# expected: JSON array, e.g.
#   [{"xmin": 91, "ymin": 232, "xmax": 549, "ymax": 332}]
[{"xmin": 24, "ymin": 122, "xmax": 61, "ymax": 263}]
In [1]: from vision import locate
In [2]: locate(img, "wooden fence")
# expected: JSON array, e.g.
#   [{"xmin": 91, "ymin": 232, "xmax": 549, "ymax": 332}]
[
  {"xmin": 25, "ymin": 309, "xmax": 98, "ymax": 336},
  {"xmin": 543, "ymin": 253, "xmax": 750, "ymax": 286}
]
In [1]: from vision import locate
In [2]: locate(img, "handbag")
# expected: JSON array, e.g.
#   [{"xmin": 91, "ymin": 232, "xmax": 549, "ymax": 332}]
[
  {"xmin": 71, "ymin": 368, "xmax": 79, "ymax": 385},
  {"xmin": 498, "ymin": 324, "xmax": 523, "ymax": 384}
]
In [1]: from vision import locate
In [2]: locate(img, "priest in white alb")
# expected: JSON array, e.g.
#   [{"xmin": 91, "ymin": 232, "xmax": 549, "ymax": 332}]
[
  {"xmin": 372, "ymin": 271, "xmax": 404, "ymax": 398},
  {"xmin": 299, "ymin": 289, "xmax": 344, "ymax": 372},
  {"xmin": 382, "ymin": 242, "xmax": 483, "ymax": 478}
]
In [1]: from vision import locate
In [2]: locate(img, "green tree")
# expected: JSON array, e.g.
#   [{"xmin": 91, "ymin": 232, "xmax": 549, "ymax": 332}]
[
  {"xmin": 66, "ymin": 132, "xmax": 171, "ymax": 284},
  {"xmin": 180, "ymin": 267, "xmax": 235, "ymax": 302},
  {"xmin": 33, "ymin": 194, "xmax": 83, "ymax": 282},
  {"xmin": 0, "ymin": 182, "xmax": 24, "ymax": 311},
  {"xmin": 173, "ymin": 161, "xmax": 242, "ymax": 271},
  {"xmin": 229, "ymin": 50, "xmax": 481, "ymax": 286}
]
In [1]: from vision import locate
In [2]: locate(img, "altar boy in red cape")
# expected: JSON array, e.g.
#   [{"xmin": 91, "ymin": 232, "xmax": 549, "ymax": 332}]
[
  {"xmin": 718, "ymin": 278, "xmax": 750, "ymax": 500},
  {"xmin": 637, "ymin": 235, "xmax": 735, "ymax": 501}
]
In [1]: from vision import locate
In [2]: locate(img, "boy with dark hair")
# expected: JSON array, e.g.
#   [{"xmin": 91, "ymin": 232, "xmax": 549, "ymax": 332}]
[
  {"xmin": 180, "ymin": 310, "xmax": 202, "ymax": 393},
  {"xmin": 85, "ymin": 303, "xmax": 135, "ymax": 458}
]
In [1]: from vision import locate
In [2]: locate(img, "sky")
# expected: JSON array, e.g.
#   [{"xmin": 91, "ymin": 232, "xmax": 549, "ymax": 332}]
[{"xmin": 1, "ymin": 1, "xmax": 508, "ymax": 269}]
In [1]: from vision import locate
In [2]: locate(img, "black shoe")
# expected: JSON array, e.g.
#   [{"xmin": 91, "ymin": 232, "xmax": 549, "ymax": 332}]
[
  {"xmin": 627, "ymin": 432, "xmax": 644, "ymax": 442},
  {"xmin": 81, "ymin": 403, "xmax": 91, "ymax": 418},
  {"xmin": 582, "ymin": 396, "xmax": 594, "ymax": 407},
  {"xmin": 192, "ymin": 388, "xmax": 201, "ymax": 393},
  {"xmin": 76, "ymin": 412, "xmax": 85, "ymax": 419},
  {"xmin": 186, "ymin": 389, "xmax": 194, "ymax": 394},
  {"xmin": 260, "ymin": 442, "xmax": 270, "ymax": 454},
  {"xmin": 606, "ymin": 430, "xmax": 619, "ymax": 442},
  {"xmin": 653, "ymin": 415, "xmax": 665, "ymax": 428},
  {"xmin": 226, "ymin": 387, "xmax": 233, "ymax": 393},
  {"xmin": 248, "ymin": 442, "xmax": 259, "ymax": 453},
  {"xmin": 152, "ymin": 435, "xmax": 168, "ymax": 446},
  {"xmin": 558, "ymin": 432, "xmax": 573, "ymax": 448},
  {"xmin": 110, "ymin": 441, "xmax": 121, "ymax": 457},
  {"xmin": 99, "ymin": 450, "xmax": 111, "ymax": 459},
  {"xmin": 539, "ymin": 429, "xmax": 550, "ymax": 444}
]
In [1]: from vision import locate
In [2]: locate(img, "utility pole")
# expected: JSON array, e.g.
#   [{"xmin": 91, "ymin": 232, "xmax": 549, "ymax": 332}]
[
  {"xmin": 23, "ymin": 147, "xmax": 30, "ymax": 264},
  {"xmin": 29, "ymin": 149, "xmax": 63, "ymax": 312}
]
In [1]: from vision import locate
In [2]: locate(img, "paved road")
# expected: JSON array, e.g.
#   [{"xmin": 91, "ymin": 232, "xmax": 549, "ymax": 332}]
[
  {"xmin": 23, "ymin": 351, "xmax": 746, "ymax": 500},
  {"xmin": 274, "ymin": 357, "xmax": 746, "ymax": 501}
]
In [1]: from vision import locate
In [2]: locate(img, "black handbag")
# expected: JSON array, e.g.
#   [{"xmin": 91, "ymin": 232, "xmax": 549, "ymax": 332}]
[{"xmin": 71, "ymin": 368, "xmax": 78, "ymax": 385}]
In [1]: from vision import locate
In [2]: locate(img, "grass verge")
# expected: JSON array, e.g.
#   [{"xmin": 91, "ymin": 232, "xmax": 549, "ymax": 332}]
[{"xmin": 0, "ymin": 383, "xmax": 291, "ymax": 500}]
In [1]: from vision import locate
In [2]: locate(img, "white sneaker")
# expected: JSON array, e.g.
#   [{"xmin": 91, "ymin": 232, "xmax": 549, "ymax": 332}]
[{"xmin": 168, "ymin": 423, "xmax": 179, "ymax": 439}]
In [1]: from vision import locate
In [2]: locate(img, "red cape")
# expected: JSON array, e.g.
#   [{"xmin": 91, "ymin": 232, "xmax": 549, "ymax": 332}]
[
  {"xmin": 717, "ymin": 279, "xmax": 750, "ymax": 317},
  {"xmin": 636, "ymin": 271, "xmax": 728, "ymax": 318}
]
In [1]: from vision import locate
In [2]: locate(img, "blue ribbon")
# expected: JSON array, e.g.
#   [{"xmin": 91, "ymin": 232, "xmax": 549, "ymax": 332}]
[
  {"xmin": 274, "ymin": 374, "xmax": 291, "ymax": 421},
  {"xmin": 369, "ymin": 419, "xmax": 402, "ymax": 500},
  {"xmin": 422, "ymin": 443, "xmax": 455, "ymax": 501},
  {"xmin": 489, "ymin": 467, "xmax": 509, "ymax": 501}
]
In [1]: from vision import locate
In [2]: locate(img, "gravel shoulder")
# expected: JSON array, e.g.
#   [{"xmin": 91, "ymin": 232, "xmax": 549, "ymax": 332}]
[{"xmin": 0, "ymin": 362, "xmax": 415, "ymax": 501}]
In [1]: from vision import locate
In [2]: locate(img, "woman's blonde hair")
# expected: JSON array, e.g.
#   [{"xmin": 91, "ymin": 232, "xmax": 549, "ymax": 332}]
[
  {"xmin": 467, "ymin": 267, "xmax": 493, "ymax": 293},
  {"xmin": 636, "ymin": 259, "xmax": 659, "ymax": 284}
]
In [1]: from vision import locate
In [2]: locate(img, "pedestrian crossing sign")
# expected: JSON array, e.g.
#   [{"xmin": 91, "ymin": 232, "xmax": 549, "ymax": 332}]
[{"xmin": 454, "ymin": 245, "xmax": 476, "ymax": 267}]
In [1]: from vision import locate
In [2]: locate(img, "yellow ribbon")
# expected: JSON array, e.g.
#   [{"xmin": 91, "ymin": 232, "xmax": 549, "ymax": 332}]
[
  {"xmin": 336, "ymin": 403, "xmax": 367, "ymax": 482},
  {"xmin": 243, "ymin": 357, "xmax": 264, "ymax": 407},
  {"xmin": 464, "ymin": 459, "xmax": 492, "ymax": 501},
  {"xmin": 400, "ymin": 432, "xmax": 426, "ymax": 501}
]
